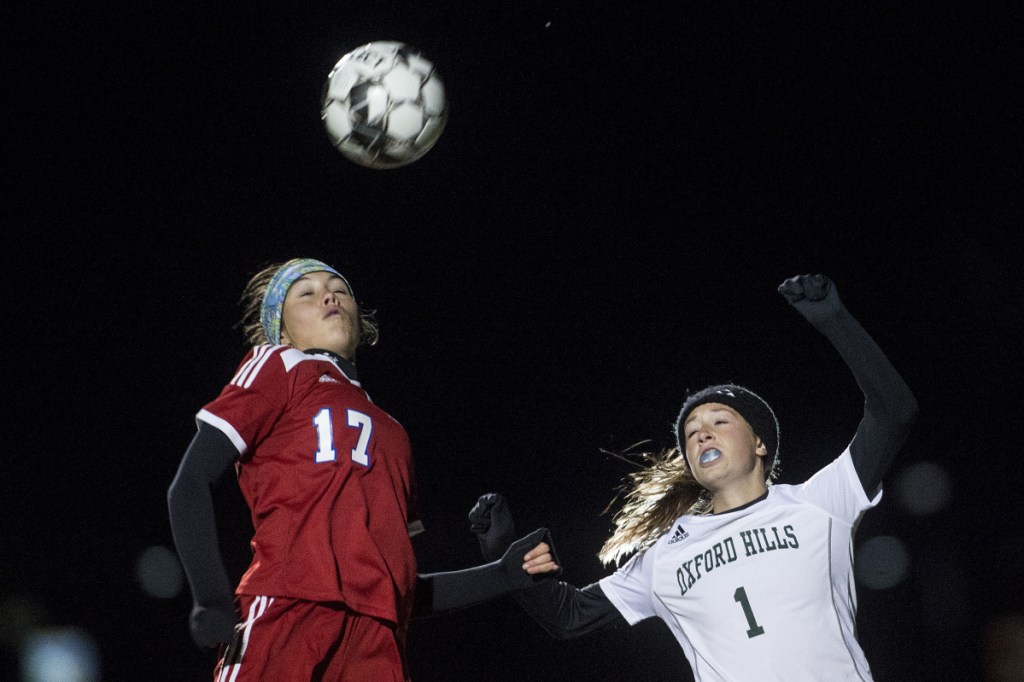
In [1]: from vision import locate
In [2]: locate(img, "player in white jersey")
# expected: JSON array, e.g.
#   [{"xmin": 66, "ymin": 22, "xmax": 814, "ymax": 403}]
[{"xmin": 470, "ymin": 274, "xmax": 919, "ymax": 681}]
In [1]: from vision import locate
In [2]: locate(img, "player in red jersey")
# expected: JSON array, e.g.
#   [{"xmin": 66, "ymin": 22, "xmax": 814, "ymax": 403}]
[{"xmin": 168, "ymin": 258, "xmax": 558, "ymax": 681}]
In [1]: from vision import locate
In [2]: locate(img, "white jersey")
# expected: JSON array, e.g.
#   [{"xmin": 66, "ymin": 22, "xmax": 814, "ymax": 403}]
[{"xmin": 600, "ymin": 448, "xmax": 879, "ymax": 681}]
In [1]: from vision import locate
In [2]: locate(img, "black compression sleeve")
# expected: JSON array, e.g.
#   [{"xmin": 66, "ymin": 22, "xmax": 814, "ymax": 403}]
[
  {"xmin": 413, "ymin": 562, "xmax": 511, "ymax": 618},
  {"xmin": 413, "ymin": 528, "xmax": 558, "ymax": 619},
  {"xmin": 810, "ymin": 304, "xmax": 919, "ymax": 496},
  {"xmin": 167, "ymin": 424, "xmax": 238, "ymax": 608},
  {"xmin": 512, "ymin": 581, "xmax": 625, "ymax": 639}
]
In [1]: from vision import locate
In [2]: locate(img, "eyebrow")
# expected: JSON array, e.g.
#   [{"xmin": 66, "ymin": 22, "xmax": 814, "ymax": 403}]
[{"xmin": 683, "ymin": 407, "xmax": 736, "ymax": 427}]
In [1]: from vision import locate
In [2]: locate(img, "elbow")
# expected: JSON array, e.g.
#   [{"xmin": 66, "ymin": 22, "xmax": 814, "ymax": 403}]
[
  {"xmin": 166, "ymin": 470, "xmax": 203, "ymax": 518},
  {"xmin": 879, "ymin": 381, "xmax": 920, "ymax": 435},
  {"xmin": 167, "ymin": 471, "xmax": 190, "ymax": 507},
  {"xmin": 166, "ymin": 479, "xmax": 180, "ymax": 511},
  {"xmin": 907, "ymin": 396, "xmax": 921, "ymax": 426},
  {"xmin": 900, "ymin": 377, "xmax": 920, "ymax": 419},
  {"xmin": 537, "ymin": 613, "xmax": 604, "ymax": 641},
  {"xmin": 897, "ymin": 391, "xmax": 921, "ymax": 432},
  {"xmin": 543, "ymin": 624, "xmax": 583, "ymax": 641}
]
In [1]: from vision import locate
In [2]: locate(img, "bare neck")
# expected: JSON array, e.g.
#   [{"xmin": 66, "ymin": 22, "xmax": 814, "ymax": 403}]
[{"xmin": 711, "ymin": 481, "xmax": 769, "ymax": 514}]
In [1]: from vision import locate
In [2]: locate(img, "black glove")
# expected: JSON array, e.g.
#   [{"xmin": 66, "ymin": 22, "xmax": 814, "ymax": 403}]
[
  {"xmin": 414, "ymin": 520, "xmax": 564, "ymax": 619},
  {"xmin": 189, "ymin": 601, "xmax": 237, "ymax": 648},
  {"xmin": 499, "ymin": 527, "xmax": 563, "ymax": 589},
  {"xmin": 777, "ymin": 274, "xmax": 846, "ymax": 329},
  {"xmin": 471, "ymin": 493, "xmax": 561, "ymax": 580},
  {"xmin": 470, "ymin": 493, "xmax": 517, "ymax": 563}
]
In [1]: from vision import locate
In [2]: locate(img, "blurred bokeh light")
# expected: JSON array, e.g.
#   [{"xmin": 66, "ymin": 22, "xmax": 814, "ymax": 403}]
[
  {"xmin": 135, "ymin": 545, "xmax": 184, "ymax": 600},
  {"xmin": 855, "ymin": 534, "xmax": 911, "ymax": 590},
  {"xmin": 893, "ymin": 461, "xmax": 953, "ymax": 516},
  {"xmin": 21, "ymin": 627, "xmax": 99, "ymax": 682}
]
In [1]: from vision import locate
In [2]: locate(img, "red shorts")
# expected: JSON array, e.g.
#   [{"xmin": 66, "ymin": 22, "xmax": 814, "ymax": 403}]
[{"xmin": 214, "ymin": 595, "xmax": 409, "ymax": 682}]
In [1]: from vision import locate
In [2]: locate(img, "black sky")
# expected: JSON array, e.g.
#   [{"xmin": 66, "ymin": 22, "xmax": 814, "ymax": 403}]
[{"xmin": 6, "ymin": 2, "xmax": 1022, "ymax": 680}]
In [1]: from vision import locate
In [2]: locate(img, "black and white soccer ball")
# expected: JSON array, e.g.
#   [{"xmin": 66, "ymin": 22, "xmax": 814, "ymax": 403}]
[{"xmin": 321, "ymin": 41, "xmax": 447, "ymax": 169}]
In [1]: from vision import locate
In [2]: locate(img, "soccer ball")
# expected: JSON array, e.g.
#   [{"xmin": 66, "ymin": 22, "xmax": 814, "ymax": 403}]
[{"xmin": 321, "ymin": 41, "xmax": 448, "ymax": 169}]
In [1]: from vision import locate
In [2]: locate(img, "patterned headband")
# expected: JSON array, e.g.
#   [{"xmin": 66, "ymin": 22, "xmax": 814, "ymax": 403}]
[{"xmin": 260, "ymin": 258, "xmax": 353, "ymax": 345}]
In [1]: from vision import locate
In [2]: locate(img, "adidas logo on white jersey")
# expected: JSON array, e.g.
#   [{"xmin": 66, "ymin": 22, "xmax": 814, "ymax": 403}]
[{"xmin": 668, "ymin": 524, "xmax": 690, "ymax": 544}]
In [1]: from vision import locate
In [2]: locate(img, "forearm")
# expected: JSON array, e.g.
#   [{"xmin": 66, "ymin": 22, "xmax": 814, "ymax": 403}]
[
  {"xmin": 467, "ymin": 497, "xmax": 623, "ymax": 637},
  {"xmin": 413, "ymin": 527, "xmax": 557, "ymax": 618},
  {"xmin": 168, "ymin": 474, "xmax": 234, "ymax": 605},
  {"xmin": 413, "ymin": 561, "xmax": 513, "ymax": 618}
]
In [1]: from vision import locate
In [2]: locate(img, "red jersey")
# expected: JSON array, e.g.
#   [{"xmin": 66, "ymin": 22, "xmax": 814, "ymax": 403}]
[{"xmin": 196, "ymin": 345, "xmax": 421, "ymax": 628}]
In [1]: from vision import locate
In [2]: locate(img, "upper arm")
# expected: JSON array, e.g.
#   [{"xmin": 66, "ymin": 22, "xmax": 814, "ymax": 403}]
[
  {"xmin": 849, "ymin": 389, "xmax": 920, "ymax": 496},
  {"xmin": 169, "ymin": 423, "xmax": 238, "ymax": 499},
  {"xmin": 513, "ymin": 580, "xmax": 626, "ymax": 640}
]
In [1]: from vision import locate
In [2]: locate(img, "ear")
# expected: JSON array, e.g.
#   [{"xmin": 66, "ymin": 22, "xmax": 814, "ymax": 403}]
[{"xmin": 753, "ymin": 436, "xmax": 768, "ymax": 459}]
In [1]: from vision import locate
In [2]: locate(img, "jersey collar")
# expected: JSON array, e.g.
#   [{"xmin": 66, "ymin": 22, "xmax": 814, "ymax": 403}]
[
  {"xmin": 304, "ymin": 348, "xmax": 358, "ymax": 382},
  {"xmin": 711, "ymin": 489, "xmax": 770, "ymax": 516}
]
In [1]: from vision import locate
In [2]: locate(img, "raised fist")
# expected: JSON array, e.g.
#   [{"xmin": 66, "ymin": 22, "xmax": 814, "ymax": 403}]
[
  {"xmin": 469, "ymin": 493, "xmax": 516, "ymax": 562},
  {"xmin": 778, "ymin": 274, "xmax": 846, "ymax": 328}
]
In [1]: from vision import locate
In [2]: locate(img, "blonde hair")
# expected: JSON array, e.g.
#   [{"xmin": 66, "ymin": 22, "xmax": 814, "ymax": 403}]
[
  {"xmin": 598, "ymin": 446, "xmax": 711, "ymax": 566},
  {"xmin": 237, "ymin": 261, "xmax": 380, "ymax": 348}
]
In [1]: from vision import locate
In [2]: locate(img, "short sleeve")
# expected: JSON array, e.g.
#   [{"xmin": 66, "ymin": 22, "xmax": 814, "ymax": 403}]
[
  {"xmin": 195, "ymin": 346, "xmax": 290, "ymax": 457},
  {"xmin": 794, "ymin": 447, "xmax": 880, "ymax": 522},
  {"xmin": 599, "ymin": 547, "xmax": 657, "ymax": 625}
]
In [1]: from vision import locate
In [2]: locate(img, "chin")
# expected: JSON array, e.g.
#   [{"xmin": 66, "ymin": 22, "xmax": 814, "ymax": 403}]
[{"xmin": 336, "ymin": 341, "xmax": 358, "ymax": 360}]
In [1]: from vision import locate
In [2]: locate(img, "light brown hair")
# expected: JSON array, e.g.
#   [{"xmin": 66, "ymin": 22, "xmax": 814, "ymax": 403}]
[
  {"xmin": 598, "ymin": 447, "xmax": 711, "ymax": 566},
  {"xmin": 237, "ymin": 261, "xmax": 380, "ymax": 348}
]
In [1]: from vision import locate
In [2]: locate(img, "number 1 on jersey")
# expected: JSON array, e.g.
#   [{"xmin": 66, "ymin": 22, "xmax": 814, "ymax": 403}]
[
  {"xmin": 313, "ymin": 409, "xmax": 337, "ymax": 463},
  {"xmin": 312, "ymin": 408, "xmax": 373, "ymax": 467},
  {"xmin": 733, "ymin": 586, "xmax": 765, "ymax": 638}
]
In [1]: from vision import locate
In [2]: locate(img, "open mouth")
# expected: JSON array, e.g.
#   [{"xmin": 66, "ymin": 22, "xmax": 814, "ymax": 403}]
[{"xmin": 699, "ymin": 448, "xmax": 722, "ymax": 465}]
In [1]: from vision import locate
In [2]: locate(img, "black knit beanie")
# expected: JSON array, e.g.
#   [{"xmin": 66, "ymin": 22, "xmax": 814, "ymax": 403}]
[{"xmin": 674, "ymin": 384, "xmax": 780, "ymax": 475}]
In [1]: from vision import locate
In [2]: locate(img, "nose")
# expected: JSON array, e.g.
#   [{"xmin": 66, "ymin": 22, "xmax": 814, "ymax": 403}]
[
  {"xmin": 697, "ymin": 427, "xmax": 713, "ymax": 444},
  {"xmin": 322, "ymin": 289, "xmax": 338, "ymax": 305}
]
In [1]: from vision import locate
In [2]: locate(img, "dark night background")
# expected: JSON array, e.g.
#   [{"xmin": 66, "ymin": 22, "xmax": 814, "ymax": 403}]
[{"xmin": 6, "ymin": 2, "xmax": 1022, "ymax": 680}]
